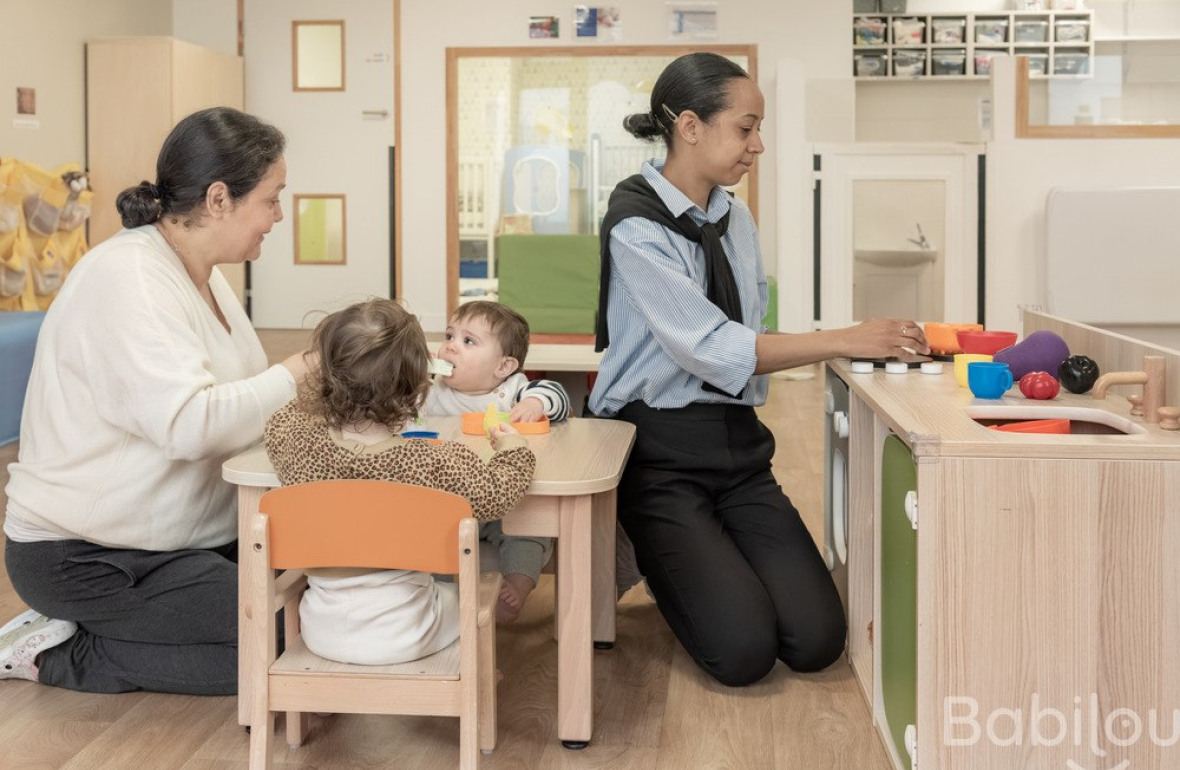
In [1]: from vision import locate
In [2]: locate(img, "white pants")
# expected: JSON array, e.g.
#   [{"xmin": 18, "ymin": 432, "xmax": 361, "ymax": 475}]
[{"xmin": 300, "ymin": 569, "xmax": 459, "ymax": 665}]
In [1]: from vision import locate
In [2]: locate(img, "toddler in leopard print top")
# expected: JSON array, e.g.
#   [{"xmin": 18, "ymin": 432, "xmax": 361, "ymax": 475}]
[{"xmin": 264, "ymin": 299, "xmax": 536, "ymax": 665}]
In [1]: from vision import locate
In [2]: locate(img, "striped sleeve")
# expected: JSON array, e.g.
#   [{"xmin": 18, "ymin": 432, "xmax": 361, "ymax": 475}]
[{"xmin": 516, "ymin": 378, "xmax": 571, "ymax": 421}]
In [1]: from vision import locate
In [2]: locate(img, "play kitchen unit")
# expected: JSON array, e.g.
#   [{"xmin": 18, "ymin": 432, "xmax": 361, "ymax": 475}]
[{"xmin": 824, "ymin": 310, "xmax": 1180, "ymax": 769}]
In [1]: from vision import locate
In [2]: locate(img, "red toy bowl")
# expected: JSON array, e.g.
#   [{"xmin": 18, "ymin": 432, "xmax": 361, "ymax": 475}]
[
  {"xmin": 957, "ymin": 330, "xmax": 1018, "ymax": 356},
  {"xmin": 988, "ymin": 418, "xmax": 1071, "ymax": 435}
]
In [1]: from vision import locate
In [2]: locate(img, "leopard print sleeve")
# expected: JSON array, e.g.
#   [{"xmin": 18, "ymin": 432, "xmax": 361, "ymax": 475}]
[
  {"xmin": 264, "ymin": 401, "xmax": 310, "ymax": 484},
  {"xmin": 420, "ymin": 442, "xmax": 536, "ymax": 521}
]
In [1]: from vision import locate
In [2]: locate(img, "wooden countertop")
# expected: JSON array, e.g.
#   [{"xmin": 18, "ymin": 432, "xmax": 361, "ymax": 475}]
[{"xmin": 829, "ymin": 358, "xmax": 1180, "ymax": 460}]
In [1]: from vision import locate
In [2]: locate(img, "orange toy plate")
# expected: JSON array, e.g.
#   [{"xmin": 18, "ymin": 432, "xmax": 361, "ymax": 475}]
[{"xmin": 461, "ymin": 412, "xmax": 550, "ymax": 435}]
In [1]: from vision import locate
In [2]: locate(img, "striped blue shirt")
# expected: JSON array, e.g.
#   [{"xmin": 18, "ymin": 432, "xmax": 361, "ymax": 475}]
[{"xmin": 589, "ymin": 160, "xmax": 769, "ymax": 417}]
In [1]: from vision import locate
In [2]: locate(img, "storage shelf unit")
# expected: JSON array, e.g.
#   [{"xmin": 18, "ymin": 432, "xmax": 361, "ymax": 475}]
[{"xmin": 854, "ymin": 10, "xmax": 1094, "ymax": 81}]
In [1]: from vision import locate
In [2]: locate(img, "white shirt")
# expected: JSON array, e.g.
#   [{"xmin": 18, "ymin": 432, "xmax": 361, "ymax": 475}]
[
  {"xmin": 4, "ymin": 225, "xmax": 295, "ymax": 550},
  {"xmin": 423, "ymin": 372, "xmax": 570, "ymax": 419}
]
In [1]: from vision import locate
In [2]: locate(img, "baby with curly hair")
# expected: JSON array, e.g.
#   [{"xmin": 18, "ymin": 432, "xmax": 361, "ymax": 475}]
[{"xmin": 264, "ymin": 299, "xmax": 536, "ymax": 665}]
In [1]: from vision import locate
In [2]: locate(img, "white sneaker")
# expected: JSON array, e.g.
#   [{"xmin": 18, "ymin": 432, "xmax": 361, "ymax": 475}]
[{"xmin": 0, "ymin": 610, "xmax": 77, "ymax": 682}]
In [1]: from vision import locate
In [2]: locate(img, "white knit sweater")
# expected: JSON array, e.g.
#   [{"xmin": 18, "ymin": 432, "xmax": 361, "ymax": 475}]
[{"xmin": 4, "ymin": 225, "xmax": 295, "ymax": 550}]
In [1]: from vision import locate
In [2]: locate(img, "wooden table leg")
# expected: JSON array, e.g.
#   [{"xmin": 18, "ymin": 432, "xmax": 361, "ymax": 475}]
[
  {"xmin": 237, "ymin": 485, "xmax": 264, "ymax": 727},
  {"xmin": 557, "ymin": 494, "xmax": 593, "ymax": 749},
  {"xmin": 591, "ymin": 488, "xmax": 617, "ymax": 648}
]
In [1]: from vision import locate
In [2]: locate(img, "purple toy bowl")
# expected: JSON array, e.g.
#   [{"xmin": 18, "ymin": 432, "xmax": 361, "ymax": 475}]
[{"xmin": 993, "ymin": 330, "xmax": 1070, "ymax": 381}]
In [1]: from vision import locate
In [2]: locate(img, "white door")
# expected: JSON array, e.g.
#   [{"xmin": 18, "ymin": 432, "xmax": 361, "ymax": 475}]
[
  {"xmin": 244, "ymin": 0, "xmax": 394, "ymax": 328},
  {"xmin": 816, "ymin": 144, "xmax": 982, "ymax": 329}
]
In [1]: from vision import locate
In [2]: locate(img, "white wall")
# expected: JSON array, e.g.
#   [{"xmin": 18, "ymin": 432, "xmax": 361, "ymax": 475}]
[
  {"xmin": 985, "ymin": 55, "xmax": 1180, "ymax": 332},
  {"xmin": 171, "ymin": 0, "xmax": 238, "ymax": 56},
  {"xmin": 400, "ymin": 0, "xmax": 854, "ymax": 331},
  {"xmin": 855, "ymin": 0, "xmax": 1005, "ymax": 142},
  {"xmin": 0, "ymin": 0, "xmax": 171, "ymax": 168}
]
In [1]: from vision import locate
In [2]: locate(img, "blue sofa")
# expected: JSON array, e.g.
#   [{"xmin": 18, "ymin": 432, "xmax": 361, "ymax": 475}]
[{"xmin": 1, "ymin": 311, "xmax": 45, "ymax": 445}]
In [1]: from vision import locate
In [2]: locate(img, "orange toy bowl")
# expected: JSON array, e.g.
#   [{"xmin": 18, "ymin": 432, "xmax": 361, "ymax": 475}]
[
  {"xmin": 461, "ymin": 412, "xmax": 550, "ymax": 436},
  {"xmin": 924, "ymin": 322, "xmax": 983, "ymax": 355},
  {"xmin": 956, "ymin": 330, "xmax": 1018, "ymax": 355}
]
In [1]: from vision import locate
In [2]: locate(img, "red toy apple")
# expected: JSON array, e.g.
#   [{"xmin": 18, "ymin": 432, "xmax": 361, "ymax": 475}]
[{"xmin": 1018, "ymin": 371, "xmax": 1060, "ymax": 400}]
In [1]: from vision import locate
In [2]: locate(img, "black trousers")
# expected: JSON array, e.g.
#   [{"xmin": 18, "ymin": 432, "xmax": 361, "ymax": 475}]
[
  {"xmin": 613, "ymin": 401, "xmax": 846, "ymax": 686},
  {"xmin": 6, "ymin": 537, "xmax": 239, "ymax": 694}
]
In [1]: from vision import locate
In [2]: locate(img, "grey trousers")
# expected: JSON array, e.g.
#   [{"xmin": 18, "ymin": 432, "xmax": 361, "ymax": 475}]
[
  {"xmin": 480, "ymin": 521, "xmax": 553, "ymax": 583},
  {"xmin": 5, "ymin": 537, "xmax": 238, "ymax": 695}
]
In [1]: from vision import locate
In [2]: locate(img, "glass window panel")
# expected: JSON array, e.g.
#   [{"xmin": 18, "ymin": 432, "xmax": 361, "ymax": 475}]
[
  {"xmin": 294, "ymin": 21, "xmax": 344, "ymax": 91},
  {"xmin": 452, "ymin": 50, "xmax": 751, "ymax": 328},
  {"xmin": 1020, "ymin": 45, "xmax": 1180, "ymax": 131},
  {"xmin": 294, "ymin": 195, "xmax": 346, "ymax": 265},
  {"xmin": 852, "ymin": 180, "xmax": 946, "ymax": 323}
]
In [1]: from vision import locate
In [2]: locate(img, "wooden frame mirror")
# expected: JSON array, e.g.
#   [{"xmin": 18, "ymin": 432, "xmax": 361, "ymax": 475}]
[
  {"xmin": 293, "ymin": 194, "xmax": 347, "ymax": 265},
  {"xmin": 1015, "ymin": 56, "xmax": 1180, "ymax": 139},
  {"xmin": 293, "ymin": 20, "xmax": 345, "ymax": 92}
]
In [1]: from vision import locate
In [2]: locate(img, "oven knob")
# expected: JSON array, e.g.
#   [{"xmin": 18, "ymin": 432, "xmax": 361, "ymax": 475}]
[{"xmin": 832, "ymin": 411, "xmax": 849, "ymax": 439}]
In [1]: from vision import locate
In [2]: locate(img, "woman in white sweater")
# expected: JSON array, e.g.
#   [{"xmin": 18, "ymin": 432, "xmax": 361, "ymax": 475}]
[{"xmin": 0, "ymin": 107, "xmax": 311, "ymax": 694}]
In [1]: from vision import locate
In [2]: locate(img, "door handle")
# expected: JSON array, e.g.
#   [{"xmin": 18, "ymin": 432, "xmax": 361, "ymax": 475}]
[
  {"xmin": 833, "ymin": 411, "xmax": 850, "ymax": 439},
  {"xmin": 904, "ymin": 490, "xmax": 918, "ymax": 530}
]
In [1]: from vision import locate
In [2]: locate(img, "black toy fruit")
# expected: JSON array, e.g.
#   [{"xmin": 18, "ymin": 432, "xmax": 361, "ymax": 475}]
[{"xmin": 1057, "ymin": 355, "xmax": 1100, "ymax": 394}]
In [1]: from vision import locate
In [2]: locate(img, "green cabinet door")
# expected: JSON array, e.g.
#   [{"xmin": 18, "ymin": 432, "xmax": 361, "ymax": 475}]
[{"xmin": 882, "ymin": 434, "xmax": 917, "ymax": 765}]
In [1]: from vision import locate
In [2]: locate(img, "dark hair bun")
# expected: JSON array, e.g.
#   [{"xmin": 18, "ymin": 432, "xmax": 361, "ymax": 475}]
[
  {"xmin": 623, "ymin": 112, "xmax": 664, "ymax": 141},
  {"xmin": 115, "ymin": 181, "xmax": 163, "ymax": 228}
]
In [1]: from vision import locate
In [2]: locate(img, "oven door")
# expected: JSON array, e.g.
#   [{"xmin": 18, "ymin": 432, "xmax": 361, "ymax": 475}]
[{"xmin": 824, "ymin": 369, "xmax": 851, "ymax": 606}]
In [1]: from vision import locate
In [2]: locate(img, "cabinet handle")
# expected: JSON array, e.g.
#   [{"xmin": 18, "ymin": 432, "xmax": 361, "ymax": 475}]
[
  {"xmin": 833, "ymin": 411, "xmax": 850, "ymax": 439},
  {"xmin": 904, "ymin": 490, "xmax": 918, "ymax": 530}
]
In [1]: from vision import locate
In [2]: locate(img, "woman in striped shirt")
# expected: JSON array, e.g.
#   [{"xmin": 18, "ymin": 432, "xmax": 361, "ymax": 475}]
[{"xmin": 592, "ymin": 52, "xmax": 929, "ymax": 686}]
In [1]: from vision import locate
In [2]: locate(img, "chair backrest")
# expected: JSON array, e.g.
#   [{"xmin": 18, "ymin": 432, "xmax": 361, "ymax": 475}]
[{"xmin": 259, "ymin": 480, "xmax": 473, "ymax": 574}]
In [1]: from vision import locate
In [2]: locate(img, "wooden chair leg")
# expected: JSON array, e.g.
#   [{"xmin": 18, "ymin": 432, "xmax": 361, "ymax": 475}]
[
  {"xmin": 283, "ymin": 600, "xmax": 306, "ymax": 748},
  {"xmin": 478, "ymin": 622, "xmax": 497, "ymax": 754},
  {"xmin": 248, "ymin": 701, "xmax": 274, "ymax": 769},
  {"xmin": 285, "ymin": 712, "xmax": 309, "ymax": 749},
  {"xmin": 460, "ymin": 713, "xmax": 479, "ymax": 770}
]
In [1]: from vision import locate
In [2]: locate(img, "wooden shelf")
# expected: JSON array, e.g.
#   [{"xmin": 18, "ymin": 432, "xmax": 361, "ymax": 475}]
[
  {"xmin": 853, "ymin": 9, "xmax": 1093, "ymax": 80},
  {"xmin": 1094, "ymin": 35, "xmax": 1180, "ymax": 43}
]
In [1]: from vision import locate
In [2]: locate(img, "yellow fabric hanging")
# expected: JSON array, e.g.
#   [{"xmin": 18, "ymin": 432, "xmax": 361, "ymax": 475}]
[{"xmin": 2, "ymin": 159, "xmax": 91, "ymax": 310}]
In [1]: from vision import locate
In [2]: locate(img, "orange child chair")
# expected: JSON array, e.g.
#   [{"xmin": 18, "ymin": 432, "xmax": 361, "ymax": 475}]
[{"xmin": 247, "ymin": 480, "xmax": 501, "ymax": 770}]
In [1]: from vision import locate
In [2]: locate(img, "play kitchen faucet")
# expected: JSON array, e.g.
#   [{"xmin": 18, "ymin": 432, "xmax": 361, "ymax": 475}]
[{"xmin": 1091, "ymin": 354, "xmax": 1168, "ymax": 425}]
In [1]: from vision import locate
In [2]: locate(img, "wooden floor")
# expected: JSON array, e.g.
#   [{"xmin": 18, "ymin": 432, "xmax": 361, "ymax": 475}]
[{"xmin": 0, "ymin": 332, "xmax": 891, "ymax": 770}]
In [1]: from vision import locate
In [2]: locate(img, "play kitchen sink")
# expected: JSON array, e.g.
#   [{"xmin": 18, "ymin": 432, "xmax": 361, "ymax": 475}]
[{"xmin": 966, "ymin": 404, "xmax": 1146, "ymax": 435}]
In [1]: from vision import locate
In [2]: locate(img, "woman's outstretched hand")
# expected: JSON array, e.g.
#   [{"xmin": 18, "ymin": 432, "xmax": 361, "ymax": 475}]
[{"xmin": 837, "ymin": 318, "xmax": 930, "ymax": 359}]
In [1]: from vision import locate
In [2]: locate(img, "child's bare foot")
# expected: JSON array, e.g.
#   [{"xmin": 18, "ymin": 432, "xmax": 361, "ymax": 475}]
[{"xmin": 496, "ymin": 573, "xmax": 536, "ymax": 625}]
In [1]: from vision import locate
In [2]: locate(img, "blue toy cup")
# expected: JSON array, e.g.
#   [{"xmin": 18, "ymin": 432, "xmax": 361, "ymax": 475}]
[
  {"xmin": 400, "ymin": 429, "xmax": 440, "ymax": 439},
  {"xmin": 967, "ymin": 361, "xmax": 1014, "ymax": 399}
]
